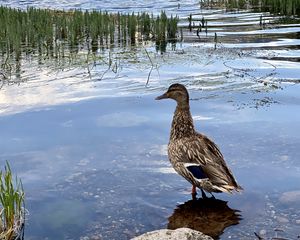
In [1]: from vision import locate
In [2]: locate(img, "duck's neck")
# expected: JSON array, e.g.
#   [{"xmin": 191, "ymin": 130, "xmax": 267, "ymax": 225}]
[{"xmin": 170, "ymin": 104, "xmax": 195, "ymax": 140}]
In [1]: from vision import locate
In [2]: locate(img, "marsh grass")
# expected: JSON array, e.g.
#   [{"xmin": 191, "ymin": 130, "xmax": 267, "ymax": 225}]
[
  {"xmin": 0, "ymin": 7, "xmax": 179, "ymax": 59},
  {"xmin": 252, "ymin": 0, "xmax": 300, "ymax": 16},
  {"xmin": 0, "ymin": 6, "xmax": 179, "ymax": 83},
  {"xmin": 201, "ymin": 0, "xmax": 300, "ymax": 15},
  {"xmin": 0, "ymin": 162, "xmax": 25, "ymax": 240}
]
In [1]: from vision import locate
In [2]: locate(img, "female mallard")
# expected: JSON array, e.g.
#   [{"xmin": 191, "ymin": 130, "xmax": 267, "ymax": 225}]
[{"xmin": 156, "ymin": 83, "xmax": 242, "ymax": 198}]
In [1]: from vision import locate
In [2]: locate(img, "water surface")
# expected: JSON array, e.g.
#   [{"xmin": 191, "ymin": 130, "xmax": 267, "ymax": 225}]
[{"xmin": 0, "ymin": 0, "xmax": 300, "ymax": 239}]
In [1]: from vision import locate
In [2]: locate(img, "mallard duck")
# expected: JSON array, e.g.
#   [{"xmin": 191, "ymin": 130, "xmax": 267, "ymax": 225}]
[{"xmin": 156, "ymin": 83, "xmax": 242, "ymax": 198}]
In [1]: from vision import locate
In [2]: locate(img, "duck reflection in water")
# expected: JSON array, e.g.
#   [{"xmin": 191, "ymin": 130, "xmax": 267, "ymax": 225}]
[{"xmin": 168, "ymin": 197, "xmax": 241, "ymax": 239}]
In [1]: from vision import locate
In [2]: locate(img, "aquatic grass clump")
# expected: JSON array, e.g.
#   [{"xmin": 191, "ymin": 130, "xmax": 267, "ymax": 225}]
[
  {"xmin": 259, "ymin": 0, "xmax": 300, "ymax": 16},
  {"xmin": 0, "ymin": 162, "xmax": 25, "ymax": 240},
  {"xmin": 201, "ymin": 0, "xmax": 300, "ymax": 15},
  {"xmin": 0, "ymin": 6, "xmax": 179, "ymax": 57},
  {"xmin": 0, "ymin": 6, "xmax": 179, "ymax": 81},
  {"xmin": 247, "ymin": 0, "xmax": 300, "ymax": 15},
  {"xmin": 153, "ymin": 11, "xmax": 179, "ymax": 51}
]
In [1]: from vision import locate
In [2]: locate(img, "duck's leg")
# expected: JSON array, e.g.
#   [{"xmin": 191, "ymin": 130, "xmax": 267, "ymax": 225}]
[
  {"xmin": 191, "ymin": 185, "xmax": 197, "ymax": 200},
  {"xmin": 201, "ymin": 189, "xmax": 208, "ymax": 199},
  {"xmin": 210, "ymin": 192, "xmax": 215, "ymax": 199}
]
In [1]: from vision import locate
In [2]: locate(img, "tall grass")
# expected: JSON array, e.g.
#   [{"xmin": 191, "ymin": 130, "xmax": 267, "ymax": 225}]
[
  {"xmin": 0, "ymin": 7, "xmax": 179, "ymax": 80},
  {"xmin": 202, "ymin": 0, "xmax": 300, "ymax": 15},
  {"xmin": 0, "ymin": 7, "xmax": 179, "ymax": 58},
  {"xmin": 259, "ymin": 0, "xmax": 300, "ymax": 16},
  {"xmin": 0, "ymin": 162, "xmax": 25, "ymax": 240}
]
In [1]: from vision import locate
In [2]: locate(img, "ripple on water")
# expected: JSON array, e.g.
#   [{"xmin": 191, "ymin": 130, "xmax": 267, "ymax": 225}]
[{"xmin": 1, "ymin": 4, "xmax": 300, "ymax": 115}]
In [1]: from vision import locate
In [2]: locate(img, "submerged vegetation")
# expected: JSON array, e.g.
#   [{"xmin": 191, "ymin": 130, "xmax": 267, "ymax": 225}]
[{"xmin": 0, "ymin": 162, "xmax": 25, "ymax": 240}]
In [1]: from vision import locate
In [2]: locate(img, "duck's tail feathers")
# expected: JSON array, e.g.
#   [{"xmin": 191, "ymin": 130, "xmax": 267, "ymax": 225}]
[
  {"xmin": 215, "ymin": 184, "xmax": 243, "ymax": 194},
  {"xmin": 235, "ymin": 184, "xmax": 244, "ymax": 192}
]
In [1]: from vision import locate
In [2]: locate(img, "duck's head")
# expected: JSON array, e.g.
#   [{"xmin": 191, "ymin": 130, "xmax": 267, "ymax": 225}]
[{"xmin": 155, "ymin": 83, "xmax": 189, "ymax": 106}]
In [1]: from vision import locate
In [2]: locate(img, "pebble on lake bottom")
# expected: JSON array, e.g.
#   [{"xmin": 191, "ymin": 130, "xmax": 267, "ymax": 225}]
[
  {"xmin": 259, "ymin": 229, "xmax": 267, "ymax": 236},
  {"xmin": 279, "ymin": 190, "xmax": 300, "ymax": 204},
  {"xmin": 276, "ymin": 216, "xmax": 289, "ymax": 223}
]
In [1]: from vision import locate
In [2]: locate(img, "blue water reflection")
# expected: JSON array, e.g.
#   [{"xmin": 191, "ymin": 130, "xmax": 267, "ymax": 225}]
[{"xmin": 0, "ymin": 85, "xmax": 299, "ymax": 239}]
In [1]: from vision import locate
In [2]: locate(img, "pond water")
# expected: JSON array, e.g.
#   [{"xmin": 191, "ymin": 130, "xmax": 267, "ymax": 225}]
[
  {"xmin": 0, "ymin": 0, "xmax": 300, "ymax": 240},
  {"xmin": 1, "ymin": 0, "xmax": 199, "ymax": 15}
]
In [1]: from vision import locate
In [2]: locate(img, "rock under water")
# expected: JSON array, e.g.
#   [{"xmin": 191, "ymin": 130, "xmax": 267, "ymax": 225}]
[{"xmin": 131, "ymin": 228, "xmax": 213, "ymax": 240}]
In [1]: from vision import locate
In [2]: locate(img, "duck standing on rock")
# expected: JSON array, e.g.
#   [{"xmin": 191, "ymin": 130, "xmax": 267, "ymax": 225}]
[{"xmin": 156, "ymin": 83, "xmax": 243, "ymax": 198}]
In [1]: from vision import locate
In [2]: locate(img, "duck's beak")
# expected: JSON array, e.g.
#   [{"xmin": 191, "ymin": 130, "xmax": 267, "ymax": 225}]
[{"xmin": 155, "ymin": 92, "xmax": 168, "ymax": 100}]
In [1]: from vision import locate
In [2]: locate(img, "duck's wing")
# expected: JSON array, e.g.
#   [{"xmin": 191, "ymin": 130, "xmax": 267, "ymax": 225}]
[{"xmin": 175, "ymin": 133, "xmax": 242, "ymax": 192}]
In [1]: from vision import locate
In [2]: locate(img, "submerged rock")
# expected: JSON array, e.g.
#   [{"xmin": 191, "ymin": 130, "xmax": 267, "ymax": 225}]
[
  {"xmin": 131, "ymin": 228, "xmax": 213, "ymax": 240},
  {"xmin": 276, "ymin": 216, "xmax": 289, "ymax": 223},
  {"xmin": 279, "ymin": 190, "xmax": 300, "ymax": 204}
]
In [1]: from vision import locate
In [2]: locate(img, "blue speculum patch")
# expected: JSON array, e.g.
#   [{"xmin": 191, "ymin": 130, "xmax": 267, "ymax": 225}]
[{"xmin": 186, "ymin": 165, "xmax": 207, "ymax": 179}]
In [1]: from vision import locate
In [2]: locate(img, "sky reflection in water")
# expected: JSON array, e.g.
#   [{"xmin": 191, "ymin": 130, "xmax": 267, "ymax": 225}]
[{"xmin": 0, "ymin": 86, "xmax": 300, "ymax": 239}]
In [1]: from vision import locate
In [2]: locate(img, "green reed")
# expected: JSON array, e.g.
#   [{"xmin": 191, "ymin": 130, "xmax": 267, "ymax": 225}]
[
  {"xmin": 260, "ymin": 0, "xmax": 300, "ymax": 16},
  {"xmin": 0, "ymin": 162, "xmax": 25, "ymax": 240},
  {"xmin": 0, "ymin": 6, "xmax": 179, "ymax": 61},
  {"xmin": 0, "ymin": 7, "xmax": 179, "ymax": 82},
  {"xmin": 208, "ymin": 0, "xmax": 300, "ymax": 15}
]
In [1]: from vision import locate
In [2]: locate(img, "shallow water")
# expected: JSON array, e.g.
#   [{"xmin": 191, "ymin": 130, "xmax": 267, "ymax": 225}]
[
  {"xmin": 0, "ymin": 0, "xmax": 199, "ymax": 15},
  {"xmin": 0, "ymin": 0, "xmax": 300, "ymax": 239},
  {"xmin": 1, "ymin": 87, "xmax": 300, "ymax": 239}
]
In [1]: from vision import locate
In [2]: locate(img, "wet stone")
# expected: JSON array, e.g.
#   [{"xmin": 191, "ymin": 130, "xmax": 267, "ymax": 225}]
[
  {"xmin": 80, "ymin": 236, "xmax": 101, "ymax": 240},
  {"xmin": 276, "ymin": 216, "xmax": 289, "ymax": 223},
  {"xmin": 131, "ymin": 228, "xmax": 213, "ymax": 240},
  {"xmin": 90, "ymin": 236, "xmax": 101, "ymax": 240},
  {"xmin": 279, "ymin": 191, "xmax": 300, "ymax": 204},
  {"xmin": 259, "ymin": 229, "xmax": 267, "ymax": 236}
]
